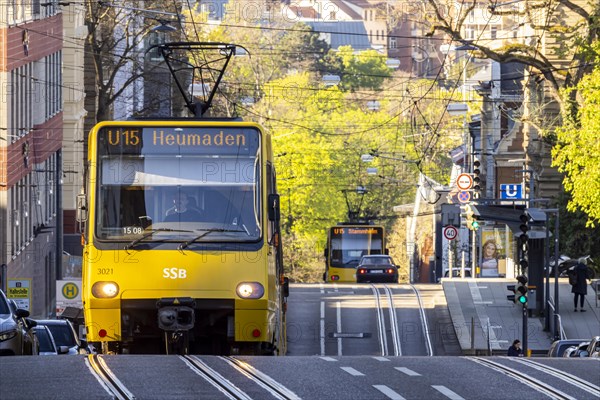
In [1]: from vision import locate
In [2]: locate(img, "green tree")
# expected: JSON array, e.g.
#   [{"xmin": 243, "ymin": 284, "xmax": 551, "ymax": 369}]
[{"xmin": 553, "ymin": 62, "xmax": 600, "ymax": 225}]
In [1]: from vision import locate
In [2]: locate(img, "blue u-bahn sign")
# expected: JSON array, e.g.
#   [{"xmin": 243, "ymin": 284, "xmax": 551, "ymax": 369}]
[{"xmin": 500, "ymin": 184, "xmax": 523, "ymax": 199}]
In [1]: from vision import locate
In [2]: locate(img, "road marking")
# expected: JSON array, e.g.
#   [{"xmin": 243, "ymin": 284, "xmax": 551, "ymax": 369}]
[
  {"xmin": 320, "ymin": 357, "xmax": 337, "ymax": 362},
  {"xmin": 373, "ymin": 385, "xmax": 406, "ymax": 400},
  {"xmin": 337, "ymin": 301, "xmax": 342, "ymax": 356},
  {"xmin": 333, "ymin": 332, "xmax": 366, "ymax": 338},
  {"xmin": 319, "ymin": 284, "xmax": 325, "ymax": 356},
  {"xmin": 432, "ymin": 385, "xmax": 465, "ymax": 400},
  {"xmin": 394, "ymin": 367, "xmax": 421, "ymax": 376},
  {"xmin": 373, "ymin": 356, "xmax": 390, "ymax": 362},
  {"xmin": 340, "ymin": 367, "xmax": 364, "ymax": 376}
]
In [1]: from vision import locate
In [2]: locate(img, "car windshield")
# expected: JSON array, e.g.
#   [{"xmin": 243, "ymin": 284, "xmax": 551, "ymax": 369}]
[
  {"xmin": 46, "ymin": 324, "xmax": 76, "ymax": 347},
  {"xmin": 95, "ymin": 126, "xmax": 262, "ymax": 243},
  {"xmin": 0, "ymin": 295, "xmax": 9, "ymax": 314},
  {"xmin": 35, "ymin": 328, "xmax": 55, "ymax": 353},
  {"xmin": 361, "ymin": 257, "xmax": 393, "ymax": 265}
]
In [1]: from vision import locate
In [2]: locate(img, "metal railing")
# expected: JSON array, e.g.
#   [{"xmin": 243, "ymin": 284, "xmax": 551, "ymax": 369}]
[{"xmin": 547, "ymin": 298, "xmax": 566, "ymax": 340}]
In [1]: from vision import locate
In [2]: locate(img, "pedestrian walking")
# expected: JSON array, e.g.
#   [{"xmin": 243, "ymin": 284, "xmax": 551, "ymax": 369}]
[
  {"xmin": 571, "ymin": 257, "xmax": 589, "ymax": 312},
  {"xmin": 507, "ymin": 339, "xmax": 523, "ymax": 357}
]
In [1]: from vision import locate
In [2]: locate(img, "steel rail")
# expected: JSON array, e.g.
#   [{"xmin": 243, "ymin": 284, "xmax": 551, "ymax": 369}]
[
  {"xmin": 382, "ymin": 284, "xmax": 402, "ymax": 356},
  {"xmin": 370, "ymin": 285, "xmax": 388, "ymax": 356},
  {"xmin": 221, "ymin": 356, "xmax": 301, "ymax": 400},
  {"xmin": 508, "ymin": 357, "xmax": 600, "ymax": 397},
  {"xmin": 468, "ymin": 357, "xmax": 576, "ymax": 400},
  {"xmin": 86, "ymin": 354, "xmax": 135, "ymax": 400},
  {"xmin": 181, "ymin": 355, "xmax": 252, "ymax": 400},
  {"xmin": 409, "ymin": 284, "xmax": 434, "ymax": 356}
]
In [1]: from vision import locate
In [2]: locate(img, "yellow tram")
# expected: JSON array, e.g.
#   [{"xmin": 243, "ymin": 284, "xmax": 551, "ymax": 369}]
[
  {"xmin": 78, "ymin": 120, "xmax": 288, "ymax": 355},
  {"xmin": 323, "ymin": 224, "xmax": 386, "ymax": 283}
]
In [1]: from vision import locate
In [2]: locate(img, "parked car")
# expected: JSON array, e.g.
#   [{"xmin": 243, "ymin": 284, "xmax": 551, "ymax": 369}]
[
  {"xmin": 562, "ymin": 341, "xmax": 590, "ymax": 358},
  {"xmin": 34, "ymin": 319, "xmax": 90, "ymax": 355},
  {"xmin": 444, "ymin": 268, "xmax": 472, "ymax": 278},
  {"xmin": 0, "ymin": 289, "xmax": 38, "ymax": 356},
  {"xmin": 356, "ymin": 255, "xmax": 399, "ymax": 283},
  {"xmin": 580, "ymin": 336, "xmax": 600, "ymax": 357},
  {"xmin": 33, "ymin": 325, "xmax": 69, "ymax": 355},
  {"xmin": 547, "ymin": 338, "xmax": 588, "ymax": 357}
]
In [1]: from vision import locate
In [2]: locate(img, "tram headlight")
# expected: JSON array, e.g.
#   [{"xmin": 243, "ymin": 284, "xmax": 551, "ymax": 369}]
[
  {"xmin": 92, "ymin": 281, "xmax": 119, "ymax": 298},
  {"xmin": 236, "ymin": 282, "xmax": 264, "ymax": 299}
]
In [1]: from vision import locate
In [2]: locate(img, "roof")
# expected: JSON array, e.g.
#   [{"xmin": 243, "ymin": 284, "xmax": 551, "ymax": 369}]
[{"xmin": 305, "ymin": 21, "xmax": 372, "ymax": 50}]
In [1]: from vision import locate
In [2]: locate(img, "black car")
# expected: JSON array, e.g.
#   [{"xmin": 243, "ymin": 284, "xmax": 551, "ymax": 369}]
[
  {"xmin": 0, "ymin": 289, "xmax": 38, "ymax": 356},
  {"xmin": 35, "ymin": 319, "xmax": 90, "ymax": 355},
  {"xmin": 356, "ymin": 255, "xmax": 399, "ymax": 283}
]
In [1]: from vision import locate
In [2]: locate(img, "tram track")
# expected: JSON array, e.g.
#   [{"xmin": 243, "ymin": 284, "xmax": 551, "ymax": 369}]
[
  {"xmin": 86, "ymin": 354, "xmax": 135, "ymax": 400},
  {"xmin": 468, "ymin": 357, "xmax": 578, "ymax": 400},
  {"xmin": 220, "ymin": 356, "xmax": 301, "ymax": 400},
  {"xmin": 507, "ymin": 357, "xmax": 600, "ymax": 398}
]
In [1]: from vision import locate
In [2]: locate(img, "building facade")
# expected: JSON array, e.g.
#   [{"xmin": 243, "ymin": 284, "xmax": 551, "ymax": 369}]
[{"xmin": 0, "ymin": 1, "xmax": 64, "ymax": 317}]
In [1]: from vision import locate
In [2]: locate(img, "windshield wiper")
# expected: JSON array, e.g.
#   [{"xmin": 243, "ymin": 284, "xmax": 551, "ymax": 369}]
[
  {"xmin": 344, "ymin": 259, "xmax": 360, "ymax": 265},
  {"xmin": 178, "ymin": 228, "xmax": 245, "ymax": 251},
  {"xmin": 125, "ymin": 228, "xmax": 192, "ymax": 251}
]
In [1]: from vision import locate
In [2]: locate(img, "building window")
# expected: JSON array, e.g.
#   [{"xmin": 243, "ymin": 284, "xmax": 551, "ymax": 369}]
[
  {"xmin": 491, "ymin": 26, "xmax": 497, "ymax": 40},
  {"xmin": 390, "ymin": 37, "xmax": 397, "ymax": 49}
]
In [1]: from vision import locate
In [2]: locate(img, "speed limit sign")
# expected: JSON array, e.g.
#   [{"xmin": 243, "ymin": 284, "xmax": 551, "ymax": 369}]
[{"xmin": 443, "ymin": 225, "xmax": 458, "ymax": 240}]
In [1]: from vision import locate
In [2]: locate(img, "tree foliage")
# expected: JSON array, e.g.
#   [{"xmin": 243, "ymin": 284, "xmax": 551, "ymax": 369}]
[{"xmin": 553, "ymin": 59, "xmax": 600, "ymax": 225}]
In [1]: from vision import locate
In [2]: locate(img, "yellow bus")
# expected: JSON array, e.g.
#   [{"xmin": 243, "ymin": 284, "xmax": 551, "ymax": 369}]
[
  {"xmin": 78, "ymin": 120, "xmax": 288, "ymax": 355},
  {"xmin": 323, "ymin": 225, "xmax": 386, "ymax": 283}
]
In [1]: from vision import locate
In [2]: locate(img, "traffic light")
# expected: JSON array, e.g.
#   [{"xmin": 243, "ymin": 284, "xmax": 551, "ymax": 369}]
[
  {"xmin": 472, "ymin": 156, "xmax": 481, "ymax": 200},
  {"xmin": 507, "ymin": 275, "xmax": 528, "ymax": 305},
  {"xmin": 515, "ymin": 275, "xmax": 528, "ymax": 305},
  {"xmin": 506, "ymin": 284, "xmax": 517, "ymax": 303},
  {"xmin": 464, "ymin": 204, "xmax": 480, "ymax": 231},
  {"xmin": 518, "ymin": 211, "xmax": 530, "ymax": 274}
]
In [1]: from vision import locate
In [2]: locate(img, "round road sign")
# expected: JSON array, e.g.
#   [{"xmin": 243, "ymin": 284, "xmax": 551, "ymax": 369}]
[
  {"xmin": 458, "ymin": 191, "xmax": 471, "ymax": 203},
  {"xmin": 456, "ymin": 173, "xmax": 473, "ymax": 190},
  {"xmin": 443, "ymin": 225, "xmax": 458, "ymax": 240}
]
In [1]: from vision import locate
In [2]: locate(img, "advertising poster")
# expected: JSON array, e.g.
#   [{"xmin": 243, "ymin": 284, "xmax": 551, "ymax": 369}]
[{"xmin": 480, "ymin": 226, "xmax": 513, "ymax": 277}]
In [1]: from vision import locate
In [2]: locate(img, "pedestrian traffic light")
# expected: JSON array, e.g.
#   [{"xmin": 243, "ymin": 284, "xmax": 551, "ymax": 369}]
[
  {"xmin": 516, "ymin": 275, "xmax": 528, "ymax": 305},
  {"xmin": 472, "ymin": 156, "xmax": 481, "ymax": 200}
]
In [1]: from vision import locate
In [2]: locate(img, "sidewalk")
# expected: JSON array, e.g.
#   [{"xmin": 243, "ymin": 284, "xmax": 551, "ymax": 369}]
[{"xmin": 442, "ymin": 278, "xmax": 600, "ymax": 355}]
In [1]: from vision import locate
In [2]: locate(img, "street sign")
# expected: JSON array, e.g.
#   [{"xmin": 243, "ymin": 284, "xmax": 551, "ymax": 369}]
[
  {"xmin": 456, "ymin": 173, "xmax": 473, "ymax": 190},
  {"xmin": 457, "ymin": 191, "xmax": 471, "ymax": 203},
  {"xmin": 443, "ymin": 225, "xmax": 458, "ymax": 240},
  {"xmin": 7, "ymin": 279, "xmax": 31, "ymax": 311},
  {"xmin": 500, "ymin": 184, "xmax": 523, "ymax": 200}
]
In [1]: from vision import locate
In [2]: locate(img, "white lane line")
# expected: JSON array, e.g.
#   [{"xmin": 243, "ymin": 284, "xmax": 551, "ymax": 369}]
[
  {"xmin": 337, "ymin": 301, "xmax": 343, "ymax": 356},
  {"xmin": 432, "ymin": 385, "xmax": 465, "ymax": 400},
  {"xmin": 373, "ymin": 356, "xmax": 390, "ymax": 362},
  {"xmin": 320, "ymin": 283, "xmax": 325, "ymax": 356},
  {"xmin": 340, "ymin": 366, "xmax": 365, "ymax": 376},
  {"xmin": 373, "ymin": 385, "xmax": 407, "ymax": 400},
  {"xmin": 320, "ymin": 357, "xmax": 337, "ymax": 362},
  {"xmin": 394, "ymin": 367, "xmax": 421, "ymax": 376}
]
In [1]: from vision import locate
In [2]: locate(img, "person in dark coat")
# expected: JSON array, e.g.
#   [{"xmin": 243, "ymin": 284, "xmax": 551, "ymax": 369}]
[
  {"xmin": 571, "ymin": 258, "xmax": 589, "ymax": 312},
  {"xmin": 507, "ymin": 339, "xmax": 523, "ymax": 357}
]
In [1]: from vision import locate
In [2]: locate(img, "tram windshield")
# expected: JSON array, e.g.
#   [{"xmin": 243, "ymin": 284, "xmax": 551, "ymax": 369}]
[
  {"xmin": 94, "ymin": 125, "xmax": 261, "ymax": 242},
  {"xmin": 329, "ymin": 227, "xmax": 384, "ymax": 268}
]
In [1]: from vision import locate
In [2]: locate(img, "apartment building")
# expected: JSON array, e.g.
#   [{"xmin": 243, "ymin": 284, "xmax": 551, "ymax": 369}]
[{"xmin": 0, "ymin": 1, "xmax": 64, "ymax": 317}]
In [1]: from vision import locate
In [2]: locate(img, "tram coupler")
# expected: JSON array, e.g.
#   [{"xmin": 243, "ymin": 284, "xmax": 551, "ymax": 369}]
[{"xmin": 156, "ymin": 298, "xmax": 196, "ymax": 331}]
